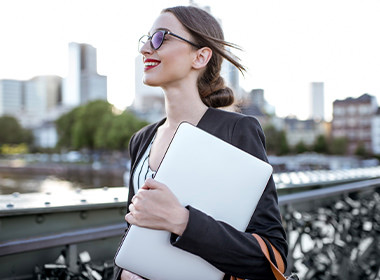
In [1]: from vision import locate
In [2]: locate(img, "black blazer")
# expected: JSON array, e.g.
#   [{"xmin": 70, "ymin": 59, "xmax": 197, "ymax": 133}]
[{"xmin": 114, "ymin": 107, "xmax": 287, "ymax": 280}]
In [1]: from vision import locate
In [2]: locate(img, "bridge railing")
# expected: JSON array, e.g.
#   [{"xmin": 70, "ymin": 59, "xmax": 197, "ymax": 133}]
[
  {"xmin": 1, "ymin": 177, "xmax": 380, "ymax": 279},
  {"xmin": 279, "ymin": 178, "xmax": 380, "ymax": 279}
]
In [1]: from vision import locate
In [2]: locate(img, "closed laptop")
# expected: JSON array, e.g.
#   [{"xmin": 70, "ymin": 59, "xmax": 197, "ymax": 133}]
[{"xmin": 115, "ymin": 122, "xmax": 273, "ymax": 280}]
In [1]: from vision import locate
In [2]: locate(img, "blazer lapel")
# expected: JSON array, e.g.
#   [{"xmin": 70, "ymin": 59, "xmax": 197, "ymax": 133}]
[{"xmin": 130, "ymin": 118, "xmax": 166, "ymax": 188}]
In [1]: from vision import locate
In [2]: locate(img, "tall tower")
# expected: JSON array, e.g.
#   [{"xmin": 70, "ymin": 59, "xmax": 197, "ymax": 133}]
[
  {"xmin": 221, "ymin": 59, "xmax": 239, "ymax": 91},
  {"xmin": 310, "ymin": 82, "xmax": 324, "ymax": 121},
  {"xmin": 23, "ymin": 76, "xmax": 62, "ymax": 127},
  {"xmin": 248, "ymin": 89, "xmax": 265, "ymax": 108},
  {"xmin": 133, "ymin": 55, "xmax": 163, "ymax": 110},
  {"xmin": 0, "ymin": 79, "xmax": 24, "ymax": 117},
  {"xmin": 132, "ymin": 55, "xmax": 165, "ymax": 122},
  {"xmin": 63, "ymin": 43, "xmax": 107, "ymax": 107}
]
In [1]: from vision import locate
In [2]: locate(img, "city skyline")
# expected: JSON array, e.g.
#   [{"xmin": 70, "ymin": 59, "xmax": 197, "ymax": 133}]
[{"xmin": 1, "ymin": 0, "xmax": 379, "ymax": 121}]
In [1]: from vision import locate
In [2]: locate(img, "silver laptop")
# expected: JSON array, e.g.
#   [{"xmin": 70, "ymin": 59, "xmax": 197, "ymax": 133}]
[{"xmin": 115, "ymin": 122, "xmax": 273, "ymax": 280}]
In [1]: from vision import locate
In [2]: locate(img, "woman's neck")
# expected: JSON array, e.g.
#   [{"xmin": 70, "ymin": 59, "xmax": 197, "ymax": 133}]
[{"xmin": 162, "ymin": 86, "xmax": 208, "ymax": 130}]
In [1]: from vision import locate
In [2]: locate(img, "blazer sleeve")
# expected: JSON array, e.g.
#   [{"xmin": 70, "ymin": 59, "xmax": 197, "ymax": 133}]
[
  {"xmin": 113, "ymin": 134, "xmax": 137, "ymax": 280},
  {"xmin": 126, "ymin": 133, "xmax": 138, "ymax": 206},
  {"xmin": 170, "ymin": 116, "xmax": 287, "ymax": 280}
]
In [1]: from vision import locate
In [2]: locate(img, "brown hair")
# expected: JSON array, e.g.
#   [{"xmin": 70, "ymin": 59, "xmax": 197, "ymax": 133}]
[{"xmin": 162, "ymin": 6, "xmax": 246, "ymax": 108}]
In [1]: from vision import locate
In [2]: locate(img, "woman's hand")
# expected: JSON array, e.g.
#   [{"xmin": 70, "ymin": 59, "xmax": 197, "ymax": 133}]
[
  {"xmin": 120, "ymin": 270, "xmax": 144, "ymax": 280},
  {"xmin": 125, "ymin": 178, "xmax": 189, "ymax": 236}
]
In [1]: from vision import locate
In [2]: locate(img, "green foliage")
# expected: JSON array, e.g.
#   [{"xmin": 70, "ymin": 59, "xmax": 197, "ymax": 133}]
[
  {"xmin": 55, "ymin": 107, "xmax": 81, "ymax": 148},
  {"xmin": 94, "ymin": 113, "xmax": 114, "ymax": 149},
  {"xmin": 55, "ymin": 100, "xmax": 148, "ymax": 151},
  {"xmin": 313, "ymin": 135, "xmax": 329, "ymax": 154},
  {"xmin": 1, "ymin": 143, "xmax": 28, "ymax": 154},
  {"xmin": 263, "ymin": 125, "xmax": 290, "ymax": 155},
  {"xmin": 95, "ymin": 111, "xmax": 148, "ymax": 150},
  {"xmin": 355, "ymin": 142, "xmax": 369, "ymax": 158},
  {"xmin": 72, "ymin": 100, "xmax": 114, "ymax": 149},
  {"xmin": 22, "ymin": 129, "xmax": 34, "ymax": 145},
  {"xmin": 278, "ymin": 130, "xmax": 290, "ymax": 155},
  {"xmin": 263, "ymin": 125, "xmax": 277, "ymax": 154},
  {"xmin": 0, "ymin": 115, "xmax": 33, "ymax": 147},
  {"xmin": 294, "ymin": 141, "xmax": 309, "ymax": 154},
  {"xmin": 330, "ymin": 137, "xmax": 348, "ymax": 155}
]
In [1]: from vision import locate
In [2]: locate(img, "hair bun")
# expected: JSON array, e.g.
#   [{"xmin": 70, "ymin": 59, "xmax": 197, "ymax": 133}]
[
  {"xmin": 202, "ymin": 87, "xmax": 234, "ymax": 108},
  {"xmin": 199, "ymin": 75, "xmax": 234, "ymax": 108}
]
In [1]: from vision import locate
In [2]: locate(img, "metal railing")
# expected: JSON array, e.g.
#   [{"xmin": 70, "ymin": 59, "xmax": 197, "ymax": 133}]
[
  {"xmin": 1, "ymin": 178, "xmax": 380, "ymax": 257},
  {"xmin": 0, "ymin": 223, "xmax": 126, "ymax": 257},
  {"xmin": 279, "ymin": 178, "xmax": 380, "ymax": 206},
  {"xmin": 281, "ymin": 179, "xmax": 380, "ymax": 279}
]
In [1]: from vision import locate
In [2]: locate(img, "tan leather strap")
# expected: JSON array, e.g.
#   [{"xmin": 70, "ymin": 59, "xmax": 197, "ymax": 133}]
[
  {"xmin": 268, "ymin": 239, "xmax": 285, "ymax": 274},
  {"xmin": 252, "ymin": 233, "xmax": 286, "ymax": 280},
  {"xmin": 230, "ymin": 234, "xmax": 286, "ymax": 280}
]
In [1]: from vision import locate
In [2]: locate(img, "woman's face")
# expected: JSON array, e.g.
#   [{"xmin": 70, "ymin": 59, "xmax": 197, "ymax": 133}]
[{"xmin": 140, "ymin": 12, "xmax": 197, "ymax": 88}]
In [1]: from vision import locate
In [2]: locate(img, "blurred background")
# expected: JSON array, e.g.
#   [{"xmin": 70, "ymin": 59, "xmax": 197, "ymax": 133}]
[{"xmin": 0, "ymin": 0, "xmax": 379, "ymax": 279}]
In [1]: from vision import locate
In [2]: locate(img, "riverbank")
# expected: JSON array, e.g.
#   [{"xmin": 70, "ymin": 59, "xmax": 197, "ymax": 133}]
[
  {"xmin": 0, "ymin": 160, "xmax": 128, "ymax": 195},
  {"xmin": 0, "ymin": 161, "xmax": 126, "ymax": 177}
]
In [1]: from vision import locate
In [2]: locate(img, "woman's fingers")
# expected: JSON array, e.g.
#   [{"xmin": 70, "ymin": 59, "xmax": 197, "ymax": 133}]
[
  {"xmin": 125, "ymin": 178, "xmax": 189, "ymax": 234},
  {"xmin": 128, "ymin": 202, "xmax": 134, "ymax": 213},
  {"xmin": 121, "ymin": 269, "xmax": 144, "ymax": 280},
  {"xmin": 141, "ymin": 177, "xmax": 164, "ymax": 190}
]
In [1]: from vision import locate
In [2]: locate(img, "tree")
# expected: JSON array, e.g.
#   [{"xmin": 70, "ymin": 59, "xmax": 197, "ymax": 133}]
[
  {"xmin": 95, "ymin": 111, "xmax": 148, "ymax": 150},
  {"xmin": 0, "ymin": 115, "xmax": 33, "ymax": 145},
  {"xmin": 94, "ymin": 113, "xmax": 113, "ymax": 149},
  {"xmin": 355, "ymin": 142, "xmax": 369, "ymax": 158},
  {"xmin": 55, "ymin": 106, "xmax": 81, "ymax": 148},
  {"xmin": 56, "ymin": 100, "xmax": 148, "ymax": 151},
  {"xmin": 278, "ymin": 130, "xmax": 290, "ymax": 155},
  {"xmin": 263, "ymin": 125, "xmax": 290, "ymax": 155},
  {"xmin": 294, "ymin": 141, "xmax": 309, "ymax": 154},
  {"xmin": 56, "ymin": 100, "xmax": 113, "ymax": 149},
  {"xmin": 330, "ymin": 137, "xmax": 348, "ymax": 155},
  {"xmin": 313, "ymin": 135, "xmax": 329, "ymax": 154},
  {"xmin": 72, "ymin": 100, "xmax": 114, "ymax": 149},
  {"xmin": 263, "ymin": 125, "xmax": 278, "ymax": 155}
]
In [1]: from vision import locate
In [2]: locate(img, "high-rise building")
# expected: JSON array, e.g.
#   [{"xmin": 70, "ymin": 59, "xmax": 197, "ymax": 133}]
[
  {"xmin": 332, "ymin": 94, "xmax": 377, "ymax": 154},
  {"xmin": 372, "ymin": 108, "xmax": 380, "ymax": 155},
  {"xmin": 239, "ymin": 89, "xmax": 277, "ymax": 127},
  {"xmin": 0, "ymin": 76, "xmax": 62, "ymax": 128},
  {"xmin": 0, "ymin": 79, "xmax": 24, "ymax": 117},
  {"xmin": 23, "ymin": 76, "xmax": 62, "ymax": 127},
  {"xmin": 63, "ymin": 42, "xmax": 107, "ymax": 106},
  {"xmin": 221, "ymin": 58, "xmax": 241, "ymax": 99},
  {"xmin": 248, "ymin": 89, "xmax": 265, "ymax": 108},
  {"xmin": 132, "ymin": 55, "xmax": 165, "ymax": 122},
  {"xmin": 310, "ymin": 82, "xmax": 324, "ymax": 121}
]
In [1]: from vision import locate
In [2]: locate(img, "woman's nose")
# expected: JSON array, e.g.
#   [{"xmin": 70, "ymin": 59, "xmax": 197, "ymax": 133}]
[{"xmin": 140, "ymin": 40, "xmax": 153, "ymax": 55}]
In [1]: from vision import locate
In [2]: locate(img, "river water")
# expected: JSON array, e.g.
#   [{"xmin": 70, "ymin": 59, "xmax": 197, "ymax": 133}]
[{"xmin": 0, "ymin": 171, "xmax": 126, "ymax": 195}]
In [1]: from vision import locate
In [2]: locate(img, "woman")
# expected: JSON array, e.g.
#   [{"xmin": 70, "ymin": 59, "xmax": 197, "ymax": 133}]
[{"xmin": 115, "ymin": 5, "xmax": 287, "ymax": 280}]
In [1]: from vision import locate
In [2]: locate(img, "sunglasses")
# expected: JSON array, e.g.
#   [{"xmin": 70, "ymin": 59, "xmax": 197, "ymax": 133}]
[{"xmin": 138, "ymin": 30, "xmax": 200, "ymax": 51}]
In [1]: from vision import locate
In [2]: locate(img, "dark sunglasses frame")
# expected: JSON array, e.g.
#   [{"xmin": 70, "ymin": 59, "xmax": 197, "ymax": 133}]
[{"xmin": 139, "ymin": 30, "xmax": 200, "ymax": 51}]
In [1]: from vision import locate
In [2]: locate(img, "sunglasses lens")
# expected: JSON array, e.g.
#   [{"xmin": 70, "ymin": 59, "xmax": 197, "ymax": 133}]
[{"xmin": 151, "ymin": 31, "xmax": 165, "ymax": 50}]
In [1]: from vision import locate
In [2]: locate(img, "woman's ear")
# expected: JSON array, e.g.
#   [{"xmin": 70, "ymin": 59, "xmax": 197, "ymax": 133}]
[{"xmin": 192, "ymin": 47, "xmax": 212, "ymax": 70}]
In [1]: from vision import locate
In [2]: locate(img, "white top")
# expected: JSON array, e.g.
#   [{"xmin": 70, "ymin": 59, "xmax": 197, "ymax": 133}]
[{"xmin": 132, "ymin": 135, "xmax": 156, "ymax": 194}]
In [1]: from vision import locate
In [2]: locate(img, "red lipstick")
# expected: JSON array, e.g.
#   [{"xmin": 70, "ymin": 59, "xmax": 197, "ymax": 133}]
[{"xmin": 144, "ymin": 58, "xmax": 161, "ymax": 71}]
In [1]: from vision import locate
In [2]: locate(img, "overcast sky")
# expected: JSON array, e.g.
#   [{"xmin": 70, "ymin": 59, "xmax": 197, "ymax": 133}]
[{"xmin": 1, "ymin": 0, "xmax": 379, "ymax": 120}]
